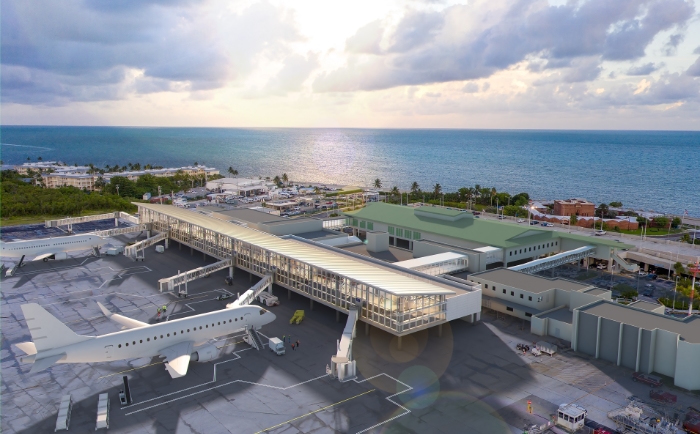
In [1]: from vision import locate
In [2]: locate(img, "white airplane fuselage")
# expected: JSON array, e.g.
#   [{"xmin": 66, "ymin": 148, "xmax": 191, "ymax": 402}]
[
  {"xmin": 33, "ymin": 305, "xmax": 274, "ymax": 365},
  {"xmin": 0, "ymin": 233, "xmax": 107, "ymax": 260}
]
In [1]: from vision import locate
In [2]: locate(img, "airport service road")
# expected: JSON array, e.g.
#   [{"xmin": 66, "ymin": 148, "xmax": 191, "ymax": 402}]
[{"xmin": 3, "ymin": 232, "xmax": 699, "ymax": 433}]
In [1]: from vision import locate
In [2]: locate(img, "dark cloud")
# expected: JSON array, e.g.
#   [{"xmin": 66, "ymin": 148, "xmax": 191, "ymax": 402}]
[
  {"xmin": 694, "ymin": 46, "xmax": 700, "ymax": 55},
  {"xmin": 1, "ymin": 0, "xmax": 301, "ymax": 104},
  {"xmin": 627, "ymin": 62, "xmax": 661, "ymax": 75},
  {"xmin": 664, "ymin": 33, "xmax": 684, "ymax": 55},
  {"xmin": 314, "ymin": 0, "xmax": 694, "ymax": 92}
]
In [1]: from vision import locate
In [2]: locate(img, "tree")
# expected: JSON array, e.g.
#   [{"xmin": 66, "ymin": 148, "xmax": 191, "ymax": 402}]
[
  {"xmin": 433, "ymin": 183, "xmax": 442, "ymax": 197},
  {"xmin": 672, "ymin": 217, "xmax": 682, "ymax": 228},
  {"xmin": 228, "ymin": 166, "xmax": 238, "ymax": 177},
  {"xmin": 390, "ymin": 186, "xmax": 400, "ymax": 198},
  {"xmin": 674, "ymin": 262, "xmax": 687, "ymax": 277},
  {"xmin": 27, "ymin": 157, "xmax": 31, "ymax": 162},
  {"xmin": 194, "ymin": 162, "xmax": 199, "ymax": 166},
  {"xmin": 282, "ymin": 173, "xmax": 289, "ymax": 186},
  {"xmin": 609, "ymin": 201, "xmax": 622, "ymax": 207},
  {"xmin": 374, "ymin": 178, "xmax": 382, "ymax": 189},
  {"xmin": 37, "ymin": 156, "xmax": 43, "ymax": 161},
  {"xmin": 273, "ymin": 175, "xmax": 281, "ymax": 186},
  {"xmin": 411, "ymin": 181, "xmax": 419, "ymax": 195},
  {"xmin": 490, "ymin": 187, "xmax": 497, "ymax": 206},
  {"xmin": 570, "ymin": 214, "xmax": 578, "ymax": 225},
  {"xmin": 94, "ymin": 176, "xmax": 106, "ymax": 191},
  {"xmin": 653, "ymin": 216, "xmax": 669, "ymax": 228},
  {"xmin": 458, "ymin": 187, "xmax": 468, "ymax": 202}
]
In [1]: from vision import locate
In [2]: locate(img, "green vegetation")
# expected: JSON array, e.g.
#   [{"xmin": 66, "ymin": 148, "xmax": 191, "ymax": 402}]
[
  {"xmin": 659, "ymin": 297, "xmax": 699, "ymax": 310},
  {"xmin": 326, "ymin": 188, "xmax": 363, "ymax": 197},
  {"xmin": 573, "ymin": 270, "xmax": 598, "ymax": 281},
  {"xmin": 1, "ymin": 170, "xmax": 136, "ymax": 223}
]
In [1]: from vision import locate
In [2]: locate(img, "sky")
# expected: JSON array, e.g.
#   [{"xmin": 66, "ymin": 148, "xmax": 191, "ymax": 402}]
[{"xmin": 2, "ymin": 0, "xmax": 700, "ymax": 129}]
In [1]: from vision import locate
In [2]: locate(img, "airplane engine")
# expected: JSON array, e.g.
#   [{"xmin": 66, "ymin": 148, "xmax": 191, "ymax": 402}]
[{"xmin": 191, "ymin": 345, "xmax": 218, "ymax": 362}]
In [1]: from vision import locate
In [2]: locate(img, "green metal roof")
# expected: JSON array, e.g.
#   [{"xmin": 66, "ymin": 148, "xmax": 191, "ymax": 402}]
[
  {"xmin": 414, "ymin": 206, "xmax": 465, "ymax": 217},
  {"xmin": 345, "ymin": 203, "xmax": 632, "ymax": 250}
]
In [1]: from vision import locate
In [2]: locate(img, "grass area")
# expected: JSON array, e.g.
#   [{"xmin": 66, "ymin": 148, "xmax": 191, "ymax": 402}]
[
  {"xmin": 613, "ymin": 227, "xmax": 683, "ymax": 236},
  {"xmin": 613, "ymin": 283, "xmax": 636, "ymax": 292},
  {"xmin": 0, "ymin": 209, "xmax": 121, "ymax": 227}
]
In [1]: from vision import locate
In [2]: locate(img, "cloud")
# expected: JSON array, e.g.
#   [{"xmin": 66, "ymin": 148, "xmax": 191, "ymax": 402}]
[
  {"xmin": 263, "ymin": 53, "xmax": 319, "ymax": 95},
  {"xmin": 462, "ymin": 82, "xmax": 479, "ymax": 93},
  {"xmin": 664, "ymin": 33, "xmax": 684, "ymax": 55},
  {"xmin": 688, "ymin": 57, "xmax": 700, "ymax": 77},
  {"xmin": 346, "ymin": 20, "xmax": 384, "ymax": 54},
  {"xmin": 314, "ymin": 0, "xmax": 695, "ymax": 93},
  {"xmin": 627, "ymin": 62, "xmax": 662, "ymax": 75},
  {"xmin": 1, "ymin": 0, "xmax": 301, "ymax": 104}
]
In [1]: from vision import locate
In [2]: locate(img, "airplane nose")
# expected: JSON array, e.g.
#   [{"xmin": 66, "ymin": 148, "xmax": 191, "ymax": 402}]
[{"xmin": 268, "ymin": 311, "xmax": 276, "ymax": 322}]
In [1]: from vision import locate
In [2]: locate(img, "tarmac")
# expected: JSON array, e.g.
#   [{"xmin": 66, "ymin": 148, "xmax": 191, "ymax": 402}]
[{"xmin": 2, "ymin": 229, "xmax": 699, "ymax": 433}]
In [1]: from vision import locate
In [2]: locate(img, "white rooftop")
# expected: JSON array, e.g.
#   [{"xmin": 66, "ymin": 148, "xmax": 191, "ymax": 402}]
[
  {"xmin": 138, "ymin": 204, "xmax": 457, "ymax": 297},
  {"xmin": 394, "ymin": 252, "xmax": 468, "ymax": 269}
]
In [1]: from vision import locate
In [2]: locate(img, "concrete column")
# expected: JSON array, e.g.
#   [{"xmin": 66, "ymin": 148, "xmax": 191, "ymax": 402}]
[
  {"xmin": 648, "ymin": 329, "xmax": 657, "ymax": 373},
  {"xmin": 165, "ymin": 239, "xmax": 169, "ymax": 249},
  {"xmin": 438, "ymin": 324, "xmax": 443, "ymax": 337},
  {"xmin": 397, "ymin": 336, "xmax": 402, "ymax": 351},
  {"xmin": 336, "ymin": 310, "xmax": 340, "ymax": 322},
  {"xmin": 617, "ymin": 323, "xmax": 624, "ymax": 366},
  {"xmin": 147, "ymin": 230, "xmax": 151, "ymax": 238},
  {"xmin": 635, "ymin": 327, "xmax": 643, "ymax": 372},
  {"xmin": 572, "ymin": 310, "xmax": 580, "ymax": 352},
  {"xmin": 115, "ymin": 217, "xmax": 119, "ymax": 227},
  {"xmin": 644, "ymin": 263, "xmax": 649, "ymax": 272},
  {"xmin": 229, "ymin": 266, "xmax": 234, "ymax": 278},
  {"xmin": 310, "ymin": 299, "xmax": 314, "ymax": 311},
  {"xmin": 595, "ymin": 316, "xmax": 602, "ymax": 359}
]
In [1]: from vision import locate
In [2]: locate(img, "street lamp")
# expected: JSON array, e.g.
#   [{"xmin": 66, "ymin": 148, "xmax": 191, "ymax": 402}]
[
  {"xmin": 116, "ymin": 184, "xmax": 120, "ymax": 196},
  {"xmin": 673, "ymin": 275, "xmax": 680, "ymax": 314}
]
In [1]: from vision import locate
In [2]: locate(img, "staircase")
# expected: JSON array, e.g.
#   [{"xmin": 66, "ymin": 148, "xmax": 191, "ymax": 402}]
[
  {"xmin": 246, "ymin": 328, "xmax": 265, "ymax": 351},
  {"xmin": 612, "ymin": 251, "xmax": 640, "ymax": 272}
]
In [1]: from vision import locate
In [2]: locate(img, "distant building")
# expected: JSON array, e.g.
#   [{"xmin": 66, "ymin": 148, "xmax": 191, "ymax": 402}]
[
  {"xmin": 553, "ymin": 198, "xmax": 595, "ymax": 217},
  {"xmin": 42, "ymin": 173, "xmax": 96, "ymax": 190}
]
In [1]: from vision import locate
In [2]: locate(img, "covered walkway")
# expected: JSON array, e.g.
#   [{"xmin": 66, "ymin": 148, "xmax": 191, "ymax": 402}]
[{"xmin": 136, "ymin": 204, "xmax": 480, "ymax": 336}]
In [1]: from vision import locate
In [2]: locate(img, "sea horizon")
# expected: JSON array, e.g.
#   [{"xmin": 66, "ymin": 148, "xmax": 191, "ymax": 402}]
[{"xmin": 2, "ymin": 126, "xmax": 699, "ymax": 217}]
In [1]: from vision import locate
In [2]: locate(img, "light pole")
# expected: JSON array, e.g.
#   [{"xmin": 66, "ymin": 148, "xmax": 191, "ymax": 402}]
[
  {"xmin": 116, "ymin": 184, "xmax": 120, "ymax": 196},
  {"xmin": 673, "ymin": 275, "xmax": 680, "ymax": 314},
  {"xmin": 688, "ymin": 261, "xmax": 699, "ymax": 317}
]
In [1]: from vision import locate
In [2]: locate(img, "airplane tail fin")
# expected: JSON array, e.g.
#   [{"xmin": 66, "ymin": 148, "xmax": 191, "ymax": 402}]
[{"xmin": 20, "ymin": 303, "xmax": 92, "ymax": 353}]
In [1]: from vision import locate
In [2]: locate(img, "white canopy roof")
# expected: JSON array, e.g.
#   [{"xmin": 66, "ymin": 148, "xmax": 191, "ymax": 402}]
[{"xmin": 138, "ymin": 204, "xmax": 456, "ymax": 297}]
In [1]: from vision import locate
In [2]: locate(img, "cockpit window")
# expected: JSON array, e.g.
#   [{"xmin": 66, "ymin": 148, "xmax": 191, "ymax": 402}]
[{"xmin": 259, "ymin": 309, "xmax": 268, "ymax": 315}]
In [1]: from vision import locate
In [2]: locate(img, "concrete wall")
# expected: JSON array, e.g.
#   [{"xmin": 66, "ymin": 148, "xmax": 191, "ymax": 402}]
[
  {"xmin": 469, "ymin": 276, "xmax": 557, "ymax": 312},
  {"xmin": 445, "ymin": 290, "xmax": 483, "ymax": 321},
  {"xmin": 413, "ymin": 240, "xmax": 485, "ymax": 272},
  {"xmin": 531, "ymin": 316, "xmax": 547, "ymax": 336},
  {"xmin": 366, "ymin": 231, "xmax": 389, "ymax": 253},
  {"xmin": 576, "ymin": 312, "xmax": 598, "ymax": 355},
  {"xmin": 599, "ymin": 318, "xmax": 621, "ymax": 363},
  {"xmin": 653, "ymin": 329, "xmax": 678, "ymax": 378},
  {"xmin": 638, "ymin": 329, "xmax": 653, "ymax": 373},
  {"xmin": 504, "ymin": 239, "xmax": 560, "ymax": 265},
  {"xmin": 547, "ymin": 317, "xmax": 572, "ymax": 342},
  {"xmin": 675, "ymin": 340, "xmax": 700, "ymax": 390},
  {"xmin": 482, "ymin": 297, "xmax": 533, "ymax": 321},
  {"xmin": 553, "ymin": 288, "xmax": 571, "ymax": 310},
  {"xmin": 260, "ymin": 219, "xmax": 322, "ymax": 236},
  {"xmin": 570, "ymin": 290, "xmax": 610, "ymax": 311},
  {"xmin": 620, "ymin": 324, "xmax": 639, "ymax": 369}
]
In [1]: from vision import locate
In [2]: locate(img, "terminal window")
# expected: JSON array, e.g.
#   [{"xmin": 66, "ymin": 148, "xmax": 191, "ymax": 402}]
[
  {"xmin": 528, "ymin": 296, "xmax": 532, "ymax": 301},
  {"xmin": 413, "ymin": 232, "xmax": 421, "ymax": 239},
  {"xmin": 367, "ymin": 222, "xmax": 373, "ymax": 230}
]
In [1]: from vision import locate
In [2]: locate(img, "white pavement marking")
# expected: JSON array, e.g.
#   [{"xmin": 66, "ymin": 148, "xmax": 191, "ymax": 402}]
[{"xmin": 352, "ymin": 374, "xmax": 413, "ymax": 434}]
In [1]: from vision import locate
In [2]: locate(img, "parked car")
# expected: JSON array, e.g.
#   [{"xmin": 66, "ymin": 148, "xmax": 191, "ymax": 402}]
[
  {"xmin": 517, "ymin": 219, "xmax": 525, "ymax": 223},
  {"xmin": 543, "ymin": 222, "xmax": 554, "ymax": 227},
  {"xmin": 530, "ymin": 221, "xmax": 540, "ymax": 225},
  {"xmin": 498, "ymin": 215, "xmax": 505, "ymax": 220},
  {"xmin": 595, "ymin": 230, "xmax": 607, "ymax": 236},
  {"xmin": 632, "ymin": 372, "xmax": 662, "ymax": 387}
]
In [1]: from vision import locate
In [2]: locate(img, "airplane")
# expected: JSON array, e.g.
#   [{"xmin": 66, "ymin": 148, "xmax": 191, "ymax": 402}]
[
  {"xmin": 0, "ymin": 233, "xmax": 109, "ymax": 274},
  {"xmin": 14, "ymin": 301, "xmax": 276, "ymax": 378}
]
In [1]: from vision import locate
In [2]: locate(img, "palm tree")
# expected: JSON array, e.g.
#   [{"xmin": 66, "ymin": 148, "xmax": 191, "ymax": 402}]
[
  {"xmin": 374, "ymin": 178, "xmax": 382, "ymax": 189},
  {"xmin": 411, "ymin": 181, "xmax": 419, "ymax": 195},
  {"xmin": 490, "ymin": 187, "xmax": 497, "ymax": 206},
  {"xmin": 194, "ymin": 162, "xmax": 199, "ymax": 166},
  {"xmin": 282, "ymin": 173, "xmax": 289, "ymax": 186},
  {"xmin": 37, "ymin": 156, "xmax": 43, "ymax": 161},
  {"xmin": 390, "ymin": 186, "xmax": 400, "ymax": 201},
  {"xmin": 433, "ymin": 183, "xmax": 442, "ymax": 197},
  {"xmin": 94, "ymin": 176, "xmax": 106, "ymax": 191},
  {"xmin": 228, "ymin": 166, "xmax": 238, "ymax": 177},
  {"xmin": 273, "ymin": 175, "xmax": 281, "ymax": 186}
]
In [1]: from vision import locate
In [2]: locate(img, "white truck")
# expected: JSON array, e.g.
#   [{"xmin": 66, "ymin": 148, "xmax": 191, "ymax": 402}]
[
  {"xmin": 269, "ymin": 337, "xmax": 285, "ymax": 355},
  {"xmin": 258, "ymin": 292, "xmax": 280, "ymax": 306}
]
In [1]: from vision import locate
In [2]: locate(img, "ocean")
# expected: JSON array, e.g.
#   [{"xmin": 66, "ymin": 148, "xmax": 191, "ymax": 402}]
[{"xmin": 1, "ymin": 126, "xmax": 698, "ymax": 216}]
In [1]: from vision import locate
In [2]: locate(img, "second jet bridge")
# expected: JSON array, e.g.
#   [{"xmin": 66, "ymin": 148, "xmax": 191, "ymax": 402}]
[
  {"xmin": 158, "ymin": 258, "xmax": 234, "ymax": 295},
  {"xmin": 329, "ymin": 304, "xmax": 359, "ymax": 382}
]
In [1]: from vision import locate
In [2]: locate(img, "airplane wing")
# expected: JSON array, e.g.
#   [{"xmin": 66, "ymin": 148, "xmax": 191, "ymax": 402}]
[
  {"xmin": 33, "ymin": 253, "xmax": 55, "ymax": 262},
  {"xmin": 159, "ymin": 341, "xmax": 194, "ymax": 379},
  {"xmin": 97, "ymin": 302, "xmax": 149, "ymax": 330},
  {"xmin": 30, "ymin": 353, "xmax": 66, "ymax": 374}
]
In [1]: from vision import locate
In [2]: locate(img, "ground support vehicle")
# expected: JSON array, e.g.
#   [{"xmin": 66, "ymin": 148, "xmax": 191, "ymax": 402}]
[{"xmin": 632, "ymin": 372, "xmax": 662, "ymax": 387}]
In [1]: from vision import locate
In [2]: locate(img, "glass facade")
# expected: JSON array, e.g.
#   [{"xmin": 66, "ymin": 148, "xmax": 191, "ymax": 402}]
[{"xmin": 141, "ymin": 206, "xmax": 447, "ymax": 335}]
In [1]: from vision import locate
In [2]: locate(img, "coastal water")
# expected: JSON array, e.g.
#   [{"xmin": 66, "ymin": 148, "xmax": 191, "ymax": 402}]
[{"xmin": 1, "ymin": 126, "xmax": 698, "ymax": 216}]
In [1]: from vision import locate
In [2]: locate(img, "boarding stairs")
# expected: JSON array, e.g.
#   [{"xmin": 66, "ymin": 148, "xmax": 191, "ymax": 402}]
[
  {"xmin": 612, "ymin": 250, "xmax": 640, "ymax": 273},
  {"xmin": 4, "ymin": 255, "xmax": 26, "ymax": 277},
  {"xmin": 245, "ymin": 327, "xmax": 265, "ymax": 351},
  {"xmin": 227, "ymin": 273, "xmax": 274, "ymax": 308},
  {"xmin": 123, "ymin": 232, "xmax": 168, "ymax": 261},
  {"xmin": 329, "ymin": 304, "xmax": 359, "ymax": 382},
  {"xmin": 158, "ymin": 258, "xmax": 234, "ymax": 294}
]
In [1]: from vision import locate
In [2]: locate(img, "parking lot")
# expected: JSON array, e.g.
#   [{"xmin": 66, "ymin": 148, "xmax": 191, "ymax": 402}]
[{"xmin": 2, "ymin": 229, "xmax": 699, "ymax": 433}]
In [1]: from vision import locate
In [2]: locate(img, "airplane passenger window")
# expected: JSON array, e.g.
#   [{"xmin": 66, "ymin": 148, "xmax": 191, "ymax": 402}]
[
  {"xmin": 154, "ymin": 336, "xmax": 157, "ymax": 340},
  {"xmin": 181, "ymin": 330, "xmax": 184, "ymax": 334},
  {"xmin": 235, "ymin": 318, "xmax": 237, "ymax": 321},
  {"xmin": 118, "ymin": 344, "xmax": 122, "ymax": 348},
  {"xmin": 173, "ymin": 332, "xmax": 176, "ymax": 335},
  {"xmin": 147, "ymin": 338, "xmax": 150, "ymax": 341},
  {"xmin": 218, "ymin": 322, "xmax": 220, "ymax": 325},
  {"xmin": 205, "ymin": 325, "xmax": 208, "ymax": 328},
  {"xmin": 199, "ymin": 326, "xmax": 202, "ymax": 329},
  {"xmin": 167, "ymin": 333, "xmax": 170, "ymax": 337},
  {"xmin": 187, "ymin": 329, "xmax": 190, "ymax": 332},
  {"xmin": 160, "ymin": 335, "xmax": 163, "ymax": 338},
  {"xmin": 126, "ymin": 343, "xmax": 129, "ymax": 346},
  {"xmin": 132, "ymin": 341, "xmax": 135, "ymax": 345}
]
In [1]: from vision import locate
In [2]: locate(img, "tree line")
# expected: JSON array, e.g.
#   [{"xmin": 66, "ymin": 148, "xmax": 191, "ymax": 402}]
[{"xmin": 1, "ymin": 170, "xmax": 136, "ymax": 218}]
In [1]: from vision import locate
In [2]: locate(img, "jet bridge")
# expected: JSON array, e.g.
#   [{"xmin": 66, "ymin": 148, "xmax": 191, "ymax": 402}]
[
  {"xmin": 94, "ymin": 223, "xmax": 149, "ymax": 238},
  {"xmin": 227, "ymin": 273, "xmax": 274, "ymax": 308},
  {"xmin": 158, "ymin": 258, "xmax": 234, "ymax": 294},
  {"xmin": 123, "ymin": 232, "xmax": 168, "ymax": 260},
  {"xmin": 45, "ymin": 211, "xmax": 139, "ymax": 233},
  {"xmin": 509, "ymin": 246, "xmax": 596, "ymax": 274},
  {"xmin": 328, "ymin": 304, "xmax": 359, "ymax": 382}
]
